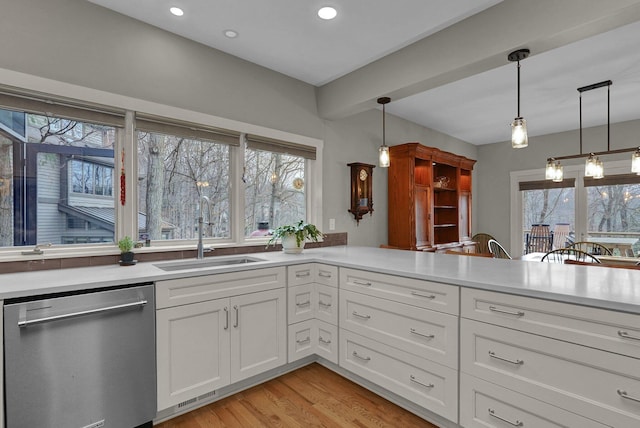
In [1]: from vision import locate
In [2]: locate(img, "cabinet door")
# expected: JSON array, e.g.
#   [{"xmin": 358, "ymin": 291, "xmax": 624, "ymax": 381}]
[
  {"xmin": 156, "ymin": 299, "xmax": 231, "ymax": 410},
  {"xmin": 230, "ymin": 288, "xmax": 287, "ymax": 382}
]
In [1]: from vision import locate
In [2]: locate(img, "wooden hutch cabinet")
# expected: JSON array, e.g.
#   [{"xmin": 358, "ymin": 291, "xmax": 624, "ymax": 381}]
[{"xmin": 387, "ymin": 143, "xmax": 475, "ymax": 250}]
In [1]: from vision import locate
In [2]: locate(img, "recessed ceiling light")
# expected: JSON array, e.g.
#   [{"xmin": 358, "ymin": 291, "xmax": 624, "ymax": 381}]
[
  {"xmin": 317, "ymin": 6, "xmax": 337, "ymax": 20},
  {"xmin": 224, "ymin": 29, "xmax": 238, "ymax": 38},
  {"xmin": 169, "ymin": 7, "xmax": 184, "ymax": 17}
]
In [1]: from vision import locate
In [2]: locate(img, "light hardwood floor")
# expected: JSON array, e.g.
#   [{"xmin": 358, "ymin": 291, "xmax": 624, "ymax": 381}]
[{"xmin": 155, "ymin": 363, "xmax": 438, "ymax": 428}]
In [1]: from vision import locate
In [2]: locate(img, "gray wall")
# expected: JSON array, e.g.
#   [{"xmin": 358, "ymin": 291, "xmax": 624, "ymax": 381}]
[
  {"xmin": 2, "ymin": 0, "xmax": 478, "ymax": 248},
  {"xmin": 476, "ymin": 119, "xmax": 640, "ymax": 251}
]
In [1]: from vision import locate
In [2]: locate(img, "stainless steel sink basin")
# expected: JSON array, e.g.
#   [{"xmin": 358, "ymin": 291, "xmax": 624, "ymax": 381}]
[{"xmin": 154, "ymin": 256, "xmax": 266, "ymax": 271}]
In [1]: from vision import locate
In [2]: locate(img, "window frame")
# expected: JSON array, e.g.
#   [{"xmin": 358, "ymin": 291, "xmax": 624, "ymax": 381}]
[{"xmin": 0, "ymin": 85, "xmax": 323, "ymax": 259}]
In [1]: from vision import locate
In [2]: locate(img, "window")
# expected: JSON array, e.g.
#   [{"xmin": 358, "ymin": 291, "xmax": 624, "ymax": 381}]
[
  {"xmin": 136, "ymin": 116, "xmax": 238, "ymax": 242},
  {"xmin": 71, "ymin": 159, "xmax": 114, "ymax": 196},
  {"xmin": 244, "ymin": 149, "xmax": 306, "ymax": 237}
]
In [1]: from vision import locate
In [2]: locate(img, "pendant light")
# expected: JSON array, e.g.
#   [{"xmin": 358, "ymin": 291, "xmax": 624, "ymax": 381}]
[
  {"xmin": 508, "ymin": 49, "xmax": 530, "ymax": 148},
  {"xmin": 552, "ymin": 161, "xmax": 563, "ymax": 182},
  {"xmin": 377, "ymin": 97, "xmax": 391, "ymax": 168},
  {"xmin": 581, "ymin": 81, "xmax": 611, "ymax": 179}
]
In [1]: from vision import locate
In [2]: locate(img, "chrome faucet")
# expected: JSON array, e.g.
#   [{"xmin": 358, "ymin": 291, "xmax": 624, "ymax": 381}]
[{"xmin": 197, "ymin": 195, "xmax": 213, "ymax": 259}]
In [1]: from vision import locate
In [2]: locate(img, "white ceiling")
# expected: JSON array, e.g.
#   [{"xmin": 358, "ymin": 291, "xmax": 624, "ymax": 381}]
[{"xmin": 87, "ymin": 0, "xmax": 640, "ymax": 146}]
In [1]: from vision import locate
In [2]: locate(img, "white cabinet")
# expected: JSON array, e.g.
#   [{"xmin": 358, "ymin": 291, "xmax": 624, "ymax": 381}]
[
  {"xmin": 460, "ymin": 288, "xmax": 640, "ymax": 428},
  {"xmin": 230, "ymin": 288, "xmax": 287, "ymax": 382},
  {"xmin": 338, "ymin": 268, "xmax": 459, "ymax": 423},
  {"xmin": 287, "ymin": 264, "xmax": 339, "ymax": 364},
  {"xmin": 156, "ymin": 268, "xmax": 286, "ymax": 411}
]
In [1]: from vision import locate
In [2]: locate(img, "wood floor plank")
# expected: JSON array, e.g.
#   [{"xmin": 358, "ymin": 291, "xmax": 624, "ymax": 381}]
[{"xmin": 155, "ymin": 363, "xmax": 439, "ymax": 428}]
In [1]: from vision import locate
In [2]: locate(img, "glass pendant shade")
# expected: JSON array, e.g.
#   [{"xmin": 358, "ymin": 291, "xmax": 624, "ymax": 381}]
[
  {"xmin": 545, "ymin": 159, "xmax": 556, "ymax": 180},
  {"xmin": 593, "ymin": 158, "xmax": 604, "ymax": 179},
  {"xmin": 378, "ymin": 145, "xmax": 390, "ymax": 168},
  {"xmin": 632, "ymin": 148, "xmax": 640, "ymax": 174},
  {"xmin": 552, "ymin": 162, "xmax": 563, "ymax": 182},
  {"xmin": 584, "ymin": 154, "xmax": 598, "ymax": 177},
  {"xmin": 511, "ymin": 117, "xmax": 528, "ymax": 148}
]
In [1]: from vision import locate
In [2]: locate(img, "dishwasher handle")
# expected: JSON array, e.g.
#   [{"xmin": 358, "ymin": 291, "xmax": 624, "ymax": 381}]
[{"xmin": 18, "ymin": 299, "xmax": 148, "ymax": 327}]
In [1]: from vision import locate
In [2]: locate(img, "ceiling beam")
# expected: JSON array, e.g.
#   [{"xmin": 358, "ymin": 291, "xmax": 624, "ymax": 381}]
[{"xmin": 316, "ymin": 0, "xmax": 640, "ymax": 121}]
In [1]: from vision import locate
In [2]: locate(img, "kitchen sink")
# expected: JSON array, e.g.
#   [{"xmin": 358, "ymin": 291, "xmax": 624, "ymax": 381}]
[{"xmin": 154, "ymin": 255, "xmax": 266, "ymax": 271}]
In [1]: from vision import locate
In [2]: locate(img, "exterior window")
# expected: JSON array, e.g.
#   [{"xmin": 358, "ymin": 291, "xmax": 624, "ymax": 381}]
[
  {"xmin": 137, "ymin": 131, "xmax": 230, "ymax": 242},
  {"xmin": 521, "ymin": 186, "xmax": 575, "ymax": 253},
  {"xmin": 244, "ymin": 148, "xmax": 306, "ymax": 237},
  {"xmin": 586, "ymin": 181, "xmax": 640, "ymax": 254},
  {"xmin": 0, "ymin": 110, "xmax": 116, "ymax": 248}
]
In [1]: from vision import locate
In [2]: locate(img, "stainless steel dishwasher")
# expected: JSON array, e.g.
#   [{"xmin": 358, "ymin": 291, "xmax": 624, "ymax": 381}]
[{"xmin": 4, "ymin": 283, "xmax": 156, "ymax": 428}]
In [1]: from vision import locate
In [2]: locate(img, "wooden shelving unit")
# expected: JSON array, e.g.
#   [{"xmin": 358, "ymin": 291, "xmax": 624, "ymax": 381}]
[{"xmin": 387, "ymin": 142, "xmax": 475, "ymax": 250}]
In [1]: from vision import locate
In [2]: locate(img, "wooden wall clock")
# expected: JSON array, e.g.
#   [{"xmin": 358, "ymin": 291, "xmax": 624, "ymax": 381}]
[{"xmin": 347, "ymin": 162, "xmax": 375, "ymax": 224}]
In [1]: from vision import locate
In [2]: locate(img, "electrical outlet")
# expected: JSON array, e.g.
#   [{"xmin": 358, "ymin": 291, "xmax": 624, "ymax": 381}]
[{"xmin": 329, "ymin": 218, "xmax": 335, "ymax": 230}]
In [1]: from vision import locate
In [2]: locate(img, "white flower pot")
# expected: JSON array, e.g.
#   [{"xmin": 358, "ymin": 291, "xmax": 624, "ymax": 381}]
[{"xmin": 281, "ymin": 234, "xmax": 305, "ymax": 254}]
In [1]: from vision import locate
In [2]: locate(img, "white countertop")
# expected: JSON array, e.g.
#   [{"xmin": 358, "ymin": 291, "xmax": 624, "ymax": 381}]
[{"xmin": 1, "ymin": 246, "xmax": 639, "ymax": 314}]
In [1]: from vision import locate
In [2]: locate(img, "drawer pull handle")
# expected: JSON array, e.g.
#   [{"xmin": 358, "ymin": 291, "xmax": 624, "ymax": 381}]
[
  {"xmin": 352, "ymin": 279, "xmax": 372, "ymax": 286},
  {"xmin": 296, "ymin": 337, "xmax": 311, "ymax": 344},
  {"xmin": 296, "ymin": 300, "xmax": 311, "ymax": 307},
  {"xmin": 489, "ymin": 351, "xmax": 524, "ymax": 365},
  {"xmin": 618, "ymin": 389, "xmax": 640, "ymax": 403},
  {"xmin": 410, "ymin": 291, "xmax": 436, "ymax": 300},
  {"xmin": 296, "ymin": 271, "xmax": 311, "ymax": 278},
  {"xmin": 319, "ymin": 300, "xmax": 332, "ymax": 308},
  {"xmin": 234, "ymin": 305, "xmax": 239, "ymax": 328},
  {"xmin": 489, "ymin": 306, "xmax": 525, "ymax": 317},
  {"xmin": 352, "ymin": 311, "xmax": 371, "ymax": 320},
  {"xmin": 409, "ymin": 375, "xmax": 434, "ymax": 389},
  {"xmin": 618, "ymin": 330, "xmax": 640, "ymax": 341},
  {"xmin": 352, "ymin": 351, "xmax": 371, "ymax": 361},
  {"xmin": 488, "ymin": 408, "xmax": 523, "ymax": 427},
  {"xmin": 318, "ymin": 272, "xmax": 332, "ymax": 278},
  {"xmin": 319, "ymin": 336, "xmax": 332, "ymax": 345},
  {"xmin": 410, "ymin": 328, "xmax": 435, "ymax": 339},
  {"xmin": 224, "ymin": 307, "xmax": 229, "ymax": 330}
]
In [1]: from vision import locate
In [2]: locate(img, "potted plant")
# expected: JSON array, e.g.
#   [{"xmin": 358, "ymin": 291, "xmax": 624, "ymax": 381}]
[
  {"xmin": 267, "ymin": 220, "xmax": 323, "ymax": 254},
  {"xmin": 118, "ymin": 236, "xmax": 137, "ymax": 265}
]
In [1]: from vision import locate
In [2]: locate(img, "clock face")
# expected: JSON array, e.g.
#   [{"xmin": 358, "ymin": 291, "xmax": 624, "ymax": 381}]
[{"xmin": 359, "ymin": 169, "xmax": 368, "ymax": 181}]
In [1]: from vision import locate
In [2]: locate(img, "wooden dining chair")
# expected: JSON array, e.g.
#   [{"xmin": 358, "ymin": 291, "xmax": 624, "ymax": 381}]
[
  {"xmin": 487, "ymin": 239, "xmax": 512, "ymax": 259},
  {"xmin": 567, "ymin": 241, "xmax": 613, "ymax": 255},
  {"xmin": 444, "ymin": 249, "xmax": 494, "ymax": 258},
  {"xmin": 471, "ymin": 233, "xmax": 495, "ymax": 255},
  {"xmin": 565, "ymin": 259, "xmax": 640, "ymax": 270},
  {"xmin": 541, "ymin": 248, "xmax": 601, "ymax": 263}
]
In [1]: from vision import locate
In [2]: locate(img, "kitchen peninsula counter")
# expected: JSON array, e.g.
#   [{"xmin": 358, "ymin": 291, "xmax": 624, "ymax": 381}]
[{"xmin": 0, "ymin": 246, "xmax": 638, "ymax": 314}]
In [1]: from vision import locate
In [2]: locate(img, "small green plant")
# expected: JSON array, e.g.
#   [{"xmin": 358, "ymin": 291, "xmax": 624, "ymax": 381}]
[
  {"xmin": 267, "ymin": 220, "xmax": 323, "ymax": 248},
  {"xmin": 118, "ymin": 236, "xmax": 134, "ymax": 253}
]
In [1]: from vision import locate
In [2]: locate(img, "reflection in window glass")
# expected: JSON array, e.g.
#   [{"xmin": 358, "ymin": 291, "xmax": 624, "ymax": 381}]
[
  {"xmin": 0, "ymin": 111, "xmax": 116, "ymax": 247},
  {"xmin": 244, "ymin": 149, "xmax": 305, "ymax": 237},
  {"xmin": 137, "ymin": 131, "xmax": 230, "ymax": 241}
]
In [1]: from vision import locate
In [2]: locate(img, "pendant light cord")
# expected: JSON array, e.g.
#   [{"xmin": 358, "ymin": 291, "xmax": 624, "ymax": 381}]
[
  {"xmin": 517, "ymin": 60, "xmax": 521, "ymax": 118},
  {"xmin": 382, "ymin": 103, "xmax": 386, "ymax": 147}
]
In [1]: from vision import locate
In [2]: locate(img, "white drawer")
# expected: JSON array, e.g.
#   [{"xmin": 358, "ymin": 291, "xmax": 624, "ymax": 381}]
[
  {"xmin": 340, "ymin": 268, "xmax": 458, "ymax": 315},
  {"xmin": 288, "ymin": 283, "xmax": 314, "ymax": 324},
  {"xmin": 340, "ymin": 329, "xmax": 458, "ymax": 423},
  {"xmin": 156, "ymin": 267, "xmax": 285, "ymax": 309},
  {"xmin": 316, "ymin": 320, "xmax": 338, "ymax": 364},
  {"xmin": 315, "ymin": 264, "xmax": 338, "ymax": 288},
  {"xmin": 288, "ymin": 319, "xmax": 315, "ymax": 362},
  {"xmin": 287, "ymin": 319, "xmax": 338, "ymax": 364},
  {"xmin": 340, "ymin": 289, "xmax": 457, "ymax": 369},
  {"xmin": 316, "ymin": 283, "xmax": 338, "ymax": 325},
  {"xmin": 288, "ymin": 264, "xmax": 315, "ymax": 287},
  {"xmin": 287, "ymin": 263, "xmax": 338, "ymax": 288},
  {"xmin": 460, "ymin": 373, "xmax": 608, "ymax": 428},
  {"xmin": 460, "ymin": 288, "xmax": 640, "ymax": 358},
  {"xmin": 461, "ymin": 318, "xmax": 640, "ymax": 427},
  {"xmin": 461, "ymin": 288, "xmax": 640, "ymax": 359}
]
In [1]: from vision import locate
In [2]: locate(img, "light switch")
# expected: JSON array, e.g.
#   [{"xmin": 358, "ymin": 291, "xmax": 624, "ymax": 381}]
[{"xmin": 329, "ymin": 218, "xmax": 335, "ymax": 230}]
